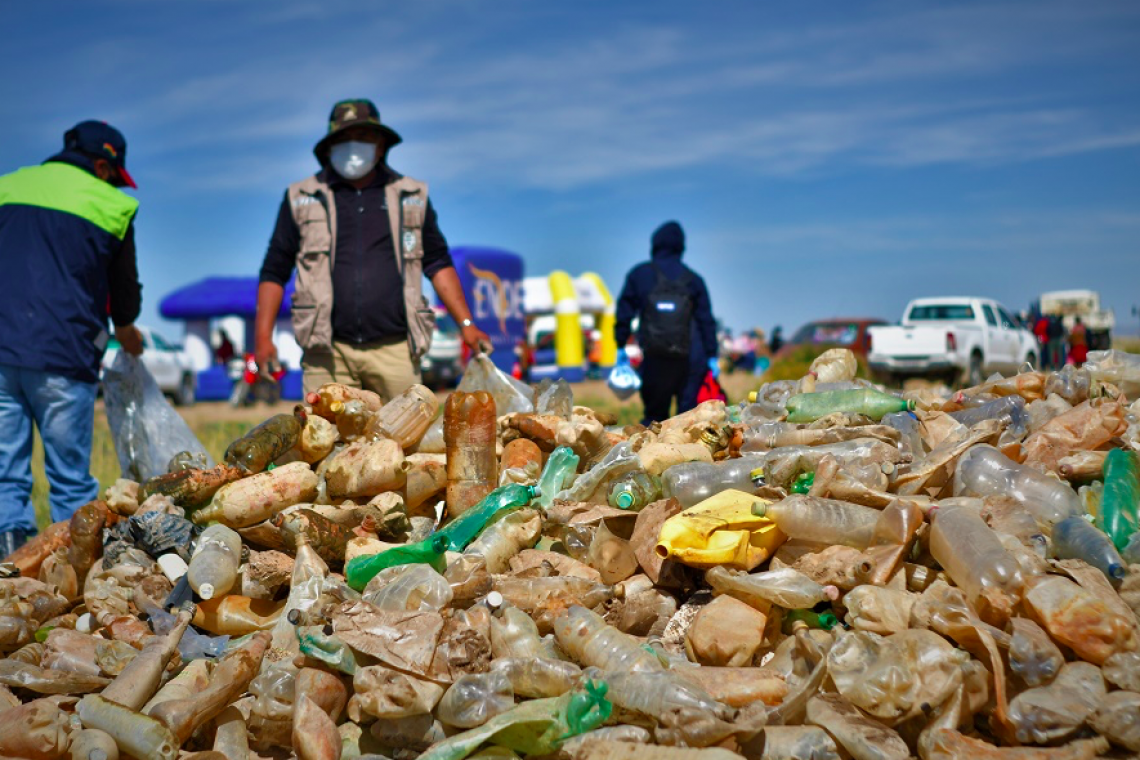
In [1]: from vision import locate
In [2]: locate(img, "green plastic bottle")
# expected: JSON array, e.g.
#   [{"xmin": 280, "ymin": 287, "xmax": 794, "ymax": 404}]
[
  {"xmin": 537, "ymin": 446, "xmax": 579, "ymax": 508},
  {"xmin": 785, "ymin": 389, "xmax": 914, "ymax": 423},
  {"xmin": 432, "ymin": 483, "xmax": 538, "ymax": 553},
  {"xmin": 1101, "ymin": 449, "xmax": 1140, "ymax": 551},
  {"xmin": 780, "ymin": 607, "xmax": 839, "ymax": 634},
  {"xmin": 790, "ymin": 471, "xmax": 815, "ymax": 494},
  {"xmin": 345, "ymin": 538, "xmax": 446, "ymax": 591}
]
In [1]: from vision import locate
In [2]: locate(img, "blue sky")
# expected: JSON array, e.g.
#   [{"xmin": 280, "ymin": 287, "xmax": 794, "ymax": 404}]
[{"xmin": 3, "ymin": 0, "xmax": 1140, "ymax": 339}]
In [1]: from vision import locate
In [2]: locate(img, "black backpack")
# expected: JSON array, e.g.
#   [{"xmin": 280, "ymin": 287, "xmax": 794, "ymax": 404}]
[{"xmin": 640, "ymin": 264, "xmax": 693, "ymax": 358}]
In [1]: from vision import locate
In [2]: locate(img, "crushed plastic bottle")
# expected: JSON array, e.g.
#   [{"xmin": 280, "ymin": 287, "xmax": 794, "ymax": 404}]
[
  {"xmin": 785, "ymin": 388, "xmax": 915, "ymax": 423},
  {"xmin": 954, "ymin": 444, "xmax": 1080, "ymax": 528}
]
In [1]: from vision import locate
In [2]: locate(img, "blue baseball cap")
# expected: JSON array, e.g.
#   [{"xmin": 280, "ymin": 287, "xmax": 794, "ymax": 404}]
[{"xmin": 63, "ymin": 120, "xmax": 136, "ymax": 188}]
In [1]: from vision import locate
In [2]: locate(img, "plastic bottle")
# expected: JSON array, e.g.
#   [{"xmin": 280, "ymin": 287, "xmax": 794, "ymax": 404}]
[
  {"xmin": 331, "ymin": 399, "xmax": 372, "ymax": 442},
  {"xmin": 1101, "ymin": 448, "xmax": 1139, "ymax": 550},
  {"xmin": 657, "ymin": 490, "xmax": 786, "ymax": 569},
  {"xmin": 785, "ymin": 389, "xmax": 914, "ymax": 423},
  {"xmin": 364, "ymin": 383, "xmax": 439, "ymax": 449},
  {"xmin": 223, "ymin": 410, "xmax": 304, "ymax": 473},
  {"xmin": 432, "ymin": 484, "xmax": 537, "ymax": 553},
  {"xmin": 593, "ymin": 668, "xmax": 731, "ymax": 719},
  {"xmin": 706, "ymin": 565, "xmax": 837, "ymax": 611},
  {"xmin": 464, "ymin": 508, "xmax": 542, "ymax": 573},
  {"xmin": 556, "ymin": 441, "xmax": 640, "ymax": 504},
  {"xmin": 491, "ymin": 657, "xmax": 582, "ymax": 698},
  {"xmin": 1008, "ymin": 661, "xmax": 1106, "ymax": 745},
  {"xmin": 490, "ymin": 605, "xmax": 546, "ymax": 659},
  {"xmin": 535, "ymin": 378, "xmax": 574, "ymax": 418},
  {"xmin": 185, "ymin": 524, "xmax": 242, "ymax": 601},
  {"xmin": 436, "ymin": 670, "xmax": 515, "ymax": 728},
  {"xmin": 1009, "ymin": 618, "xmax": 1063, "ymax": 688},
  {"xmin": 752, "ymin": 494, "xmax": 879, "ymax": 549},
  {"xmin": 492, "ymin": 576, "xmax": 616, "ymax": 616},
  {"xmin": 305, "ymin": 383, "xmax": 382, "ymax": 419},
  {"xmin": 661, "ymin": 455, "xmax": 766, "ymax": 508},
  {"xmin": 445, "ymin": 391, "xmax": 498, "ymax": 515},
  {"xmin": 883, "ymin": 411, "xmax": 925, "ymax": 459},
  {"xmin": 1051, "ymin": 515, "xmax": 1126, "ymax": 585},
  {"xmin": 607, "ymin": 471, "xmax": 661, "ymax": 510},
  {"xmin": 344, "ymin": 537, "xmax": 445, "ymax": 591},
  {"xmin": 553, "ymin": 605, "xmax": 663, "ymax": 673},
  {"xmin": 929, "ymin": 505, "xmax": 1026, "ymax": 616},
  {"xmin": 780, "ymin": 607, "xmax": 839, "ymax": 634},
  {"xmin": 949, "ymin": 395, "xmax": 1028, "ymax": 434},
  {"xmin": 953, "ymin": 444, "xmax": 1080, "ymax": 528},
  {"xmin": 536, "ymin": 446, "xmax": 580, "ymax": 509},
  {"xmin": 361, "ymin": 563, "xmax": 453, "ymax": 612}
]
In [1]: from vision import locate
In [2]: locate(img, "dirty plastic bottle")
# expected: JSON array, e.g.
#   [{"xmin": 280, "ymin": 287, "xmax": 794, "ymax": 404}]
[
  {"xmin": 436, "ymin": 670, "xmax": 515, "ymax": 728},
  {"xmin": 752, "ymin": 494, "xmax": 879, "ymax": 549},
  {"xmin": 785, "ymin": 389, "xmax": 914, "ymax": 423},
  {"xmin": 432, "ymin": 484, "xmax": 537, "ymax": 553},
  {"xmin": 362, "ymin": 563, "xmax": 453, "ymax": 612},
  {"xmin": 365, "ymin": 383, "xmax": 439, "ymax": 449},
  {"xmin": 608, "ymin": 471, "xmax": 661, "ymax": 510},
  {"xmin": 953, "ymin": 444, "xmax": 1080, "ymax": 528},
  {"xmin": 445, "ymin": 391, "xmax": 498, "ymax": 515},
  {"xmin": 1101, "ymin": 448, "xmax": 1139, "ymax": 551},
  {"xmin": 1008, "ymin": 661, "xmax": 1106, "ymax": 745},
  {"xmin": 491, "ymin": 656, "xmax": 582, "ymax": 698},
  {"xmin": 186, "ymin": 524, "xmax": 242, "ymax": 601},
  {"xmin": 930, "ymin": 505, "xmax": 1026, "ymax": 611},
  {"xmin": 490, "ymin": 605, "xmax": 546, "ymax": 659},
  {"xmin": 556, "ymin": 441, "xmax": 640, "ymax": 504},
  {"xmin": 949, "ymin": 395, "xmax": 1029, "ymax": 435},
  {"xmin": 331, "ymin": 399, "xmax": 372, "ymax": 442},
  {"xmin": 553, "ymin": 605, "xmax": 663, "ymax": 673},
  {"xmin": 1009, "ymin": 618, "xmax": 1064, "ymax": 688},
  {"xmin": 706, "ymin": 566, "xmax": 837, "ymax": 611},
  {"xmin": 536, "ymin": 446, "xmax": 580, "ymax": 509},
  {"xmin": 223, "ymin": 411, "xmax": 304, "ymax": 473},
  {"xmin": 1052, "ymin": 515, "xmax": 1126, "ymax": 585},
  {"xmin": 305, "ymin": 383, "xmax": 382, "ymax": 419},
  {"xmin": 344, "ymin": 537, "xmax": 445, "ymax": 591},
  {"xmin": 661, "ymin": 455, "xmax": 766, "ymax": 508},
  {"xmin": 593, "ymin": 667, "xmax": 731, "ymax": 719},
  {"xmin": 493, "ymin": 576, "xmax": 616, "ymax": 614}
]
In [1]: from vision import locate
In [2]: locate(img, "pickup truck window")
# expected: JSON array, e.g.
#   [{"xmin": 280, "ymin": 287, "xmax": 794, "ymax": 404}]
[
  {"xmin": 908, "ymin": 304, "xmax": 975, "ymax": 321},
  {"xmin": 997, "ymin": 307, "xmax": 1017, "ymax": 329},
  {"xmin": 982, "ymin": 305, "xmax": 998, "ymax": 326}
]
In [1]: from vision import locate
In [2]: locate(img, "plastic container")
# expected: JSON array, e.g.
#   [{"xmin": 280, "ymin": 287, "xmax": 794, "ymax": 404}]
[
  {"xmin": 186, "ymin": 524, "xmax": 242, "ymax": 601},
  {"xmin": 344, "ymin": 537, "xmax": 446, "ymax": 591},
  {"xmin": 1009, "ymin": 618, "xmax": 1063, "ymax": 688},
  {"xmin": 305, "ymin": 383, "xmax": 382, "ymax": 419},
  {"xmin": 752, "ymin": 494, "xmax": 879, "ymax": 549},
  {"xmin": 930, "ymin": 505, "xmax": 1025, "ymax": 616},
  {"xmin": 536, "ymin": 446, "xmax": 580, "ymax": 508},
  {"xmin": 431, "ymin": 483, "xmax": 537, "ymax": 552},
  {"xmin": 1051, "ymin": 515, "xmax": 1126, "ymax": 585},
  {"xmin": 490, "ymin": 656, "xmax": 581, "ymax": 698},
  {"xmin": 596, "ymin": 668, "xmax": 731, "ymax": 719},
  {"xmin": 552, "ymin": 605, "xmax": 663, "ymax": 672},
  {"xmin": 436, "ymin": 670, "xmax": 515, "ymax": 728},
  {"xmin": 223, "ymin": 411, "xmax": 303, "ymax": 473},
  {"xmin": 490, "ymin": 606, "xmax": 546, "ymax": 659},
  {"xmin": 365, "ymin": 383, "xmax": 439, "ymax": 449},
  {"xmin": 661, "ymin": 456, "xmax": 766, "ymax": 508},
  {"xmin": 1101, "ymin": 448, "xmax": 1139, "ymax": 550},
  {"xmin": 785, "ymin": 389, "xmax": 914, "ymax": 423},
  {"xmin": 608, "ymin": 471, "xmax": 661, "ymax": 510},
  {"xmin": 949, "ymin": 395, "xmax": 1028, "ymax": 436},
  {"xmin": 706, "ymin": 565, "xmax": 837, "ymax": 610},
  {"xmin": 445, "ymin": 391, "xmax": 498, "ymax": 515},
  {"xmin": 362, "ymin": 563, "xmax": 453, "ymax": 612},
  {"xmin": 332, "ymin": 399, "xmax": 372, "ymax": 442},
  {"xmin": 953, "ymin": 444, "xmax": 1080, "ymax": 528},
  {"xmin": 656, "ymin": 489, "xmax": 786, "ymax": 570},
  {"xmin": 556, "ymin": 441, "xmax": 641, "ymax": 504}
]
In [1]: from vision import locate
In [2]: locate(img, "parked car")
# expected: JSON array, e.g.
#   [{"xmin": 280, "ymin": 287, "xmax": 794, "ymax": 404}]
[
  {"xmin": 868, "ymin": 297, "xmax": 1038, "ymax": 386},
  {"xmin": 421, "ymin": 311, "xmax": 462, "ymax": 389},
  {"xmin": 776, "ymin": 318, "xmax": 888, "ymax": 359},
  {"xmin": 101, "ymin": 326, "xmax": 197, "ymax": 405}
]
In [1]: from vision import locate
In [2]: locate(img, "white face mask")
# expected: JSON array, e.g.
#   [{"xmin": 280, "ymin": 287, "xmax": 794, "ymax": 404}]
[{"xmin": 329, "ymin": 140, "xmax": 379, "ymax": 180}]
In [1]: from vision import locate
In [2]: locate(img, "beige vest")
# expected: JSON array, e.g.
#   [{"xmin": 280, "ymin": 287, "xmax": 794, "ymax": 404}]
[{"xmin": 286, "ymin": 169, "xmax": 436, "ymax": 362}]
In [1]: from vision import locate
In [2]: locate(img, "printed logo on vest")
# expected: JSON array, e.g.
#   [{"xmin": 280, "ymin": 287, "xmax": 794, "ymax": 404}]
[
  {"xmin": 403, "ymin": 230, "xmax": 417, "ymax": 253},
  {"xmin": 656, "ymin": 301, "xmax": 677, "ymax": 312},
  {"xmin": 293, "ymin": 195, "xmax": 320, "ymax": 208}
]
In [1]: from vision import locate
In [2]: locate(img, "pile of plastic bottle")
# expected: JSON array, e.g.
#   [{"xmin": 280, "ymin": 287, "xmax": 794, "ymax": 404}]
[{"xmin": 1, "ymin": 348, "xmax": 1139, "ymax": 760}]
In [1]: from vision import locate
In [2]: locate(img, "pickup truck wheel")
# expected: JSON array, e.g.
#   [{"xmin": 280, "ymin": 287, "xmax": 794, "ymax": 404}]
[
  {"xmin": 962, "ymin": 352, "xmax": 984, "ymax": 387},
  {"xmin": 174, "ymin": 373, "xmax": 196, "ymax": 406}
]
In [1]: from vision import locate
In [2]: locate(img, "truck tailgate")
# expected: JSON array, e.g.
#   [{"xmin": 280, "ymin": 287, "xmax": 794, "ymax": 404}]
[{"xmin": 869, "ymin": 326, "xmax": 950, "ymax": 359}]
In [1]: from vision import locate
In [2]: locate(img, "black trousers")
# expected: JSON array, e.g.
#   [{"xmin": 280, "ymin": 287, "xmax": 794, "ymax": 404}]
[{"xmin": 639, "ymin": 354, "xmax": 690, "ymax": 425}]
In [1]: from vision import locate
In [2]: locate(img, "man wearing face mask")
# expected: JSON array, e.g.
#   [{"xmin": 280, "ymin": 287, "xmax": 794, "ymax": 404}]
[
  {"xmin": 0, "ymin": 120, "xmax": 144, "ymax": 554},
  {"xmin": 257, "ymin": 99, "xmax": 490, "ymax": 399}
]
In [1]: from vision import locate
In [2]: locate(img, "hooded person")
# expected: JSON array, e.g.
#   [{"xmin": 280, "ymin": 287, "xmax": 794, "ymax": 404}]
[
  {"xmin": 255, "ymin": 98, "xmax": 489, "ymax": 400},
  {"xmin": 614, "ymin": 221, "xmax": 718, "ymax": 425}
]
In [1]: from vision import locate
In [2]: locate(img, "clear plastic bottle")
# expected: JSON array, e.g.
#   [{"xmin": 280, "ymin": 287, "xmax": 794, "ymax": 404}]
[
  {"xmin": 607, "ymin": 471, "xmax": 661, "ymax": 510},
  {"xmin": 436, "ymin": 670, "xmax": 514, "ymax": 728},
  {"xmin": 1008, "ymin": 661, "xmax": 1106, "ymax": 745},
  {"xmin": 883, "ymin": 411, "xmax": 925, "ymax": 459},
  {"xmin": 588, "ymin": 667, "xmax": 731, "ymax": 719},
  {"xmin": 1009, "ymin": 618, "xmax": 1063, "ymax": 688},
  {"xmin": 490, "ymin": 656, "xmax": 582, "ymax": 698},
  {"xmin": 755, "ymin": 439, "xmax": 900, "ymax": 490},
  {"xmin": 661, "ymin": 455, "xmax": 766, "ymax": 508},
  {"xmin": 492, "ymin": 576, "xmax": 615, "ymax": 615},
  {"xmin": 785, "ymin": 389, "xmax": 914, "ymax": 423},
  {"xmin": 929, "ymin": 505, "xmax": 1026, "ymax": 611},
  {"xmin": 361, "ymin": 564, "xmax": 453, "ymax": 612},
  {"xmin": 490, "ymin": 606, "xmax": 546, "ymax": 659},
  {"xmin": 706, "ymin": 565, "xmax": 837, "ymax": 610},
  {"xmin": 752, "ymin": 494, "xmax": 879, "ymax": 549},
  {"xmin": 364, "ymin": 384, "xmax": 438, "ymax": 449},
  {"xmin": 949, "ymin": 395, "xmax": 1028, "ymax": 436},
  {"xmin": 536, "ymin": 446, "xmax": 580, "ymax": 509},
  {"xmin": 186, "ymin": 524, "xmax": 242, "ymax": 601},
  {"xmin": 1051, "ymin": 515, "xmax": 1126, "ymax": 585},
  {"xmin": 552, "ymin": 605, "xmax": 663, "ymax": 672},
  {"xmin": 953, "ymin": 444, "xmax": 1080, "ymax": 528},
  {"xmin": 556, "ymin": 441, "xmax": 640, "ymax": 504}
]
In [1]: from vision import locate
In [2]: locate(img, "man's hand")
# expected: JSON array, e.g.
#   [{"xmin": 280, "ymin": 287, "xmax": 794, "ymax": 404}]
[
  {"xmin": 115, "ymin": 324, "xmax": 144, "ymax": 356},
  {"xmin": 461, "ymin": 324, "xmax": 493, "ymax": 355},
  {"xmin": 255, "ymin": 336, "xmax": 278, "ymax": 371}
]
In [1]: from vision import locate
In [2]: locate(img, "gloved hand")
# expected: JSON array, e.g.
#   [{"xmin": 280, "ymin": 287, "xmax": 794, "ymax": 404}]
[
  {"xmin": 617, "ymin": 348, "xmax": 629, "ymax": 365},
  {"xmin": 707, "ymin": 357, "xmax": 721, "ymax": 379}
]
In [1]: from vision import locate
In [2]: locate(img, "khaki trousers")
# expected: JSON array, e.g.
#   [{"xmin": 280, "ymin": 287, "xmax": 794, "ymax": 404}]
[{"xmin": 302, "ymin": 337, "xmax": 421, "ymax": 402}]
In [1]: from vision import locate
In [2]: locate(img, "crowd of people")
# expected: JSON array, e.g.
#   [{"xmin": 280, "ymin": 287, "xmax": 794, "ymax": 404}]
[{"xmin": 1033, "ymin": 313, "xmax": 1089, "ymax": 369}]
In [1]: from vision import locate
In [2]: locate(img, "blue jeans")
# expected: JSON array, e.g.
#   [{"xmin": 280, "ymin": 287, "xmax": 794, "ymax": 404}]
[{"xmin": 0, "ymin": 364, "xmax": 98, "ymax": 534}]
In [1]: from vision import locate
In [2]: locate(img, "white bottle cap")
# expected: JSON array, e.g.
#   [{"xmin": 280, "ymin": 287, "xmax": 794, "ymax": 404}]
[
  {"xmin": 75, "ymin": 612, "xmax": 95, "ymax": 633},
  {"xmin": 198, "ymin": 583, "xmax": 216, "ymax": 600},
  {"xmin": 157, "ymin": 554, "xmax": 188, "ymax": 582},
  {"xmin": 486, "ymin": 591, "xmax": 504, "ymax": 609}
]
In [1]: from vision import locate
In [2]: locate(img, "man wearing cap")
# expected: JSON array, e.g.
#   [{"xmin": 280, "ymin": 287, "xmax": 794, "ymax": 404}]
[
  {"xmin": 0, "ymin": 120, "xmax": 144, "ymax": 554},
  {"xmin": 256, "ymin": 99, "xmax": 490, "ymax": 399}
]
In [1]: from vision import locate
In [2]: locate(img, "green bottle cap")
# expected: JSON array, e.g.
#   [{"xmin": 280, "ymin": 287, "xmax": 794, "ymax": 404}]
[
  {"xmin": 905, "ymin": 399, "xmax": 917, "ymax": 412},
  {"xmin": 615, "ymin": 491, "xmax": 634, "ymax": 509},
  {"xmin": 818, "ymin": 611, "xmax": 839, "ymax": 630}
]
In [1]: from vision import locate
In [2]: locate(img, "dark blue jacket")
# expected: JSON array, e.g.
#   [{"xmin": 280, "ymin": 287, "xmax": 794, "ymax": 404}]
[
  {"xmin": 614, "ymin": 221, "xmax": 717, "ymax": 360},
  {"xmin": 0, "ymin": 153, "xmax": 141, "ymax": 382}
]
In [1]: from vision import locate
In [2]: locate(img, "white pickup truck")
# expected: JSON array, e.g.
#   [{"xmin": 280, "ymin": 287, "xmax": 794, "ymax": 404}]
[{"xmin": 867, "ymin": 297, "xmax": 1039, "ymax": 386}]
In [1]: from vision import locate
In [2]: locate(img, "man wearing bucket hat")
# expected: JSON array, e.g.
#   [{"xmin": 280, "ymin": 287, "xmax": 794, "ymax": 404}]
[
  {"xmin": 256, "ymin": 99, "xmax": 490, "ymax": 399},
  {"xmin": 0, "ymin": 120, "xmax": 145, "ymax": 554}
]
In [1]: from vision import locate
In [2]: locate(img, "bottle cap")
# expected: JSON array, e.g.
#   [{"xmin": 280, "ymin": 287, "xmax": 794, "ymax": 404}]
[
  {"xmin": 749, "ymin": 467, "xmax": 765, "ymax": 483},
  {"xmin": 486, "ymin": 591, "xmax": 504, "ymax": 608},
  {"xmin": 197, "ymin": 583, "xmax": 216, "ymax": 600},
  {"xmin": 747, "ymin": 391, "xmax": 758, "ymax": 403},
  {"xmin": 615, "ymin": 491, "xmax": 634, "ymax": 509}
]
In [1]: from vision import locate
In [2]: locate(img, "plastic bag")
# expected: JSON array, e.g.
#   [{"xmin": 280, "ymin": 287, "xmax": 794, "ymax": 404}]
[
  {"xmin": 103, "ymin": 353, "xmax": 211, "ymax": 481},
  {"xmin": 607, "ymin": 354, "xmax": 641, "ymax": 401},
  {"xmin": 696, "ymin": 371, "xmax": 727, "ymax": 404},
  {"xmin": 418, "ymin": 356, "xmax": 534, "ymax": 453}
]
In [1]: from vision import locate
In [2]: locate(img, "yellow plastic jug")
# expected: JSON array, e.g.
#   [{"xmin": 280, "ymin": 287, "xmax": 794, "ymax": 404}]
[{"xmin": 655, "ymin": 489, "xmax": 785, "ymax": 570}]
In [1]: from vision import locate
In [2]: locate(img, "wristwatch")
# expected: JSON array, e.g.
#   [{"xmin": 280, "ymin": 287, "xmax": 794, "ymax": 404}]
[{"xmin": 460, "ymin": 319, "xmax": 474, "ymax": 328}]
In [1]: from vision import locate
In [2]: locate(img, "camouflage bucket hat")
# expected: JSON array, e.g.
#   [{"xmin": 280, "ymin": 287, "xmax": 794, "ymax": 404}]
[{"xmin": 313, "ymin": 99, "xmax": 402, "ymax": 162}]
